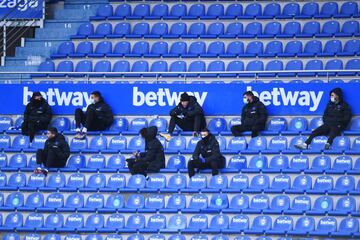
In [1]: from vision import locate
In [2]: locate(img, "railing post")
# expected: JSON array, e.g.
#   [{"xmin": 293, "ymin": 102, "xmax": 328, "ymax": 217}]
[{"xmin": 1, "ymin": 25, "xmax": 6, "ymax": 66}]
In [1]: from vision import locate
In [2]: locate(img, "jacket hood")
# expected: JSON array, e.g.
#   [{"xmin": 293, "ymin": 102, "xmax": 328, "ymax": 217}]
[
  {"xmin": 330, "ymin": 88, "xmax": 343, "ymax": 101},
  {"xmin": 146, "ymin": 126, "xmax": 158, "ymax": 140},
  {"xmin": 49, "ymin": 133, "xmax": 65, "ymax": 142},
  {"xmin": 189, "ymin": 95, "xmax": 198, "ymax": 105}
]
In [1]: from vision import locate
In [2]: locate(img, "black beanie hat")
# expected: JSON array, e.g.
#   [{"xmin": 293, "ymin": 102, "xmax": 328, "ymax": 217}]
[
  {"xmin": 32, "ymin": 91, "xmax": 42, "ymax": 98},
  {"xmin": 180, "ymin": 92, "xmax": 190, "ymax": 101}
]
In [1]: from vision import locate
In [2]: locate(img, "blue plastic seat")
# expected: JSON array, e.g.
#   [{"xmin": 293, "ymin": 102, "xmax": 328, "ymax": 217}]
[
  {"xmin": 302, "ymin": 21, "xmax": 320, "ymax": 37},
  {"xmin": 74, "ymin": 23, "xmax": 94, "ymax": 38},
  {"xmin": 186, "ymin": 4, "xmax": 204, "ymax": 19},
  {"xmin": 244, "ymin": 22, "xmax": 262, "ymax": 37},
  {"xmin": 282, "ymin": 3, "xmax": 300, "ymax": 17},
  {"xmin": 0, "ymin": 135, "xmax": 10, "ymax": 150},
  {"xmin": 168, "ymin": 214, "xmax": 187, "ymax": 230},
  {"xmin": 246, "ymin": 60, "xmax": 264, "ymax": 72},
  {"xmin": 263, "ymin": 41, "xmax": 283, "ymax": 57},
  {"xmin": 309, "ymin": 155, "xmax": 331, "ymax": 173},
  {"xmin": 247, "ymin": 137, "xmax": 267, "ymax": 152},
  {"xmin": 147, "ymin": 214, "xmax": 166, "ymax": 230},
  {"xmin": 262, "ymin": 22, "xmax": 281, "ymax": 37},
  {"xmin": 94, "ymin": 4, "xmax": 113, "ymax": 19},
  {"xmin": 320, "ymin": 40, "xmax": 342, "ymax": 57},
  {"xmin": 207, "ymin": 23, "xmax": 224, "ymax": 36},
  {"xmin": 187, "ymin": 194, "xmax": 208, "ymax": 211},
  {"xmin": 132, "ymin": 4, "xmax": 150, "ymax": 19},
  {"xmin": 291, "ymin": 175, "xmax": 312, "ymax": 193},
  {"xmin": 72, "ymin": 41, "xmax": 93, "ymax": 57},
  {"xmin": 4, "ymin": 212, "xmax": 23, "ymax": 228},
  {"xmin": 226, "ymin": 4, "xmax": 243, "ymax": 18},
  {"xmin": 53, "ymin": 41, "xmax": 75, "ymax": 58},
  {"xmin": 93, "ymin": 61, "xmax": 111, "ymax": 76},
  {"xmin": 340, "ymin": 39, "xmax": 360, "ymax": 56},
  {"xmin": 8, "ymin": 173, "xmax": 26, "ymax": 188},
  {"xmin": 335, "ymin": 217, "xmax": 359, "ymax": 236},
  {"xmin": 188, "ymin": 23, "xmax": 205, "ymax": 37},
  {"xmin": 269, "ymin": 195, "xmax": 290, "ymax": 213},
  {"xmin": 167, "ymin": 136, "xmax": 186, "ymax": 151},
  {"xmin": 146, "ymin": 174, "xmax": 166, "ymax": 190},
  {"xmin": 44, "ymin": 193, "xmax": 64, "ymax": 209},
  {"xmin": 84, "ymin": 193, "xmax": 104, "ymax": 210},
  {"xmin": 287, "ymin": 117, "xmax": 307, "ymax": 133},
  {"xmin": 300, "ymin": 40, "xmax": 322, "ymax": 57},
  {"xmin": 267, "ymin": 136, "xmax": 287, "ymax": 152},
  {"xmin": 340, "ymin": 2, "xmax": 359, "ymax": 17},
  {"xmin": 150, "ymin": 23, "xmax": 168, "ymax": 37},
  {"xmin": 281, "ymin": 22, "xmax": 301, "ymax": 37},
  {"xmin": 170, "ymin": 4, "xmax": 187, "ymax": 19},
  {"xmin": 70, "ymin": 138, "xmax": 88, "ymax": 151},
  {"xmin": 166, "ymin": 155, "xmax": 186, "ymax": 171},
  {"xmin": 127, "ymin": 175, "xmax": 146, "ymax": 190},
  {"xmin": 225, "ymin": 42, "xmax": 244, "ymax": 57},
  {"xmin": 208, "ymin": 215, "xmax": 229, "ymax": 232},
  {"xmin": 131, "ymin": 41, "xmax": 149, "ymax": 56},
  {"xmin": 320, "ymin": 2, "xmax": 338, "ymax": 17},
  {"xmin": 301, "ymin": 2, "xmax": 319, "ymax": 17},
  {"xmin": 126, "ymin": 214, "xmax": 145, "ymax": 230},
  {"xmin": 113, "ymin": 61, "xmax": 130, "ymax": 73},
  {"xmin": 187, "ymin": 214, "xmax": 208, "ymax": 231},
  {"xmin": 27, "ymin": 173, "xmax": 45, "ymax": 189},
  {"xmin": 340, "ymin": 20, "xmax": 359, "ymax": 37},
  {"xmin": 128, "ymin": 118, "xmax": 148, "ymax": 133},
  {"xmin": 269, "ymin": 155, "xmax": 289, "ymax": 171},
  {"xmin": 270, "ymin": 216, "xmax": 293, "ymax": 234},
  {"xmin": 111, "ymin": 23, "xmax": 130, "ymax": 37},
  {"xmin": 112, "ymin": 4, "xmax": 131, "ymax": 19},
  {"xmin": 104, "ymin": 213, "xmax": 124, "ymax": 230},
  {"xmin": 90, "ymin": 41, "xmax": 112, "ymax": 57},
  {"xmin": 311, "ymin": 196, "xmax": 333, "ymax": 214},
  {"xmin": 94, "ymin": 23, "xmax": 112, "ymax": 37},
  {"xmin": 245, "ymin": 41, "xmax": 263, "ymax": 56},
  {"xmin": 74, "ymin": 60, "xmax": 92, "ymax": 76},
  {"xmin": 244, "ymin": 3, "xmax": 262, "ymax": 18},
  {"xmin": 2, "ymin": 234, "xmax": 20, "ymax": 240},
  {"xmin": 67, "ymin": 155, "xmax": 86, "ymax": 169},
  {"xmin": 6, "ymin": 192, "xmax": 24, "ymax": 207},
  {"xmin": 66, "ymin": 174, "xmax": 85, "ymax": 191},
  {"xmin": 106, "ymin": 174, "xmax": 126, "ymax": 191},
  {"xmin": 84, "ymin": 214, "xmax": 104, "ymax": 231},
  {"xmin": 207, "ymin": 4, "xmax": 224, "ymax": 18},
  {"xmin": 151, "ymin": 4, "xmax": 168, "ymax": 19},
  {"xmin": 25, "ymin": 192, "xmax": 44, "ymax": 209},
  {"xmin": 290, "ymin": 195, "xmax": 312, "ymax": 214},
  {"xmin": 47, "ymin": 173, "xmax": 66, "ymax": 189},
  {"xmin": 207, "ymin": 61, "xmax": 225, "ymax": 76},
  {"xmin": 169, "ymin": 42, "xmax": 187, "ymax": 57},
  {"xmin": 333, "ymin": 176, "xmax": 355, "ymax": 194},
  {"xmin": 165, "ymin": 194, "xmax": 186, "ymax": 211},
  {"xmin": 249, "ymin": 195, "xmax": 269, "ymax": 211},
  {"xmin": 249, "ymin": 175, "xmax": 270, "ymax": 191},
  {"xmin": 65, "ymin": 193, "xmax": 84, "ymax": 210},
  {"xmin": 290, "ymin": 216, "xmax": 314, "ymax": 234},
  {"xmin": 228, "ymin": 215, "xmax": 249, "ymax": 232},
  {"xmin": 250, "ymin": 215, "xmax": 272, "ymax": 233},
  {"xmin": 169, "ymin": 23, "xmax": 187, "ymax": 36},
  {"xmin": 262, "ymin": 3, "xmax": 280, "ymax": 18},
  {"xmin": 316, "ymin": 217, "xmax": 337, "ymax": 234},
  {"xmin": 64, "ymin": 213, "xmax": 84, "ymax": 230},
  {"xmin": 320, "ymin": 21, "xmax": 340, "ymax": 37},
  {"xmin": 149, "ymin": 41, "xmax": 168, "ymax": 57},
  {"xmin": 225, "ymin": 23, "xmax": 243, "ymax": 36},
  {"xmin": 44, "ymin": 214, "xmax": 64, "ymax": 231},
  {"xmin": 50, "ymin": 117, "xmax": 71, "ymax": 132}
]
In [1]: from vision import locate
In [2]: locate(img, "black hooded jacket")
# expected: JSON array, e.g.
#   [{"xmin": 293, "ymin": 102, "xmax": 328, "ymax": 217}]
[
  {"xmin": 44, "ymin": 133, "xmax": 70, "ymax": 160},
  {"xmin": 323, "ymin": 88, "xmax": 352, "ymax": 128},
  {"xmin": 170, "ymin": 96, "xmax": 204, "ymax": 119},
  {"xmin": 192, "ymin": 133, "xmax": 225, "ymax": 166},
  {"xmin": 86, "ymin": 97, "xmax": 114, "ymax": 126},
  {"xmin": 137, "ymin": 126, "xmax": 165, "ymax": 172},
  {"xmin": 24, "ymin": 97, "xmax": 52, "ymax": 123},
  {"xmin": 241, "ymin": 96, "xmax": 267, "ymax": 127}
]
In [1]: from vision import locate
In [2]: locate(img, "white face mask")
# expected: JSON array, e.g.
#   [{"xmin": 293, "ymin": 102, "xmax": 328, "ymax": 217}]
[
  {"xmin": 90, "ymin": 98, "xmax": 95, "ymax": 104},
  {"xmin": 330, "ymin": 96, "xmax": 336, "ymax": 103},
  {"xmin": 243, "ymin": 98, "xmax": 248, "ymax": 104},
  {"xmin": 201, "ymin": 134, "xmax": 207, "ymax": 139}
]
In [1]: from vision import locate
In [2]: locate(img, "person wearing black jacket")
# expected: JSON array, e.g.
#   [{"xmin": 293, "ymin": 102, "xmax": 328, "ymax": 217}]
[
  {"xmin": 22, "ymin": 91, "xmax": 52, "ymax": 142},
  {"xmin": 74, "ymin": 91, "xmax": 114, "ymax": 139},
  {"xmin": 34, "ymin": 127, "xmax": 70, "ymax": 176},
  {"xmin": 231, "ymin": 91, "xmax": 268, "ymax": 138},
  {"xmin": 295, "ymin": 88, "xmax": 352, "ymax": 150},
  {"xmin": 127, "ymin": 126, "xmax": 165, "ymax": 176},
  {"xmin": 161, "ymin": 92, "xmax": 206, "ymax": 141},
  {"xmin": 188, "ymin": 128, "xmax": 226, "ymax": 178}
]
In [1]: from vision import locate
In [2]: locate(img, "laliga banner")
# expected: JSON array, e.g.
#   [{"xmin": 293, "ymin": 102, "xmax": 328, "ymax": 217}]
[
  {"xmin": 0, "ymin": 0, "xmax": 43, "ymax": 19},
  {"xmin": 0, "ymin": 83, "xmax": 359, "ymax": 115}
]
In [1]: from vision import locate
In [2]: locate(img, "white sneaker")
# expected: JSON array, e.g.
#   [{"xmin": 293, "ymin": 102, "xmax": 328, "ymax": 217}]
[{"xmin": 294, "ymin": 143, "xmax": 308, "ymax": 150}]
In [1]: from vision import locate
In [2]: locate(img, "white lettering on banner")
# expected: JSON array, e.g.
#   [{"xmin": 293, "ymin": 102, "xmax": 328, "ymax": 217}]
[
  {"xmin": 246, "ymin": 86, "xmax": 323, "ymax": 112},
  {"xmin": 23, "ymin": 87, "xmax": 92, "ymax": 107},
  {"xmin": 133, "ymin": 87, "xmax": 208, "ymax": 107}
]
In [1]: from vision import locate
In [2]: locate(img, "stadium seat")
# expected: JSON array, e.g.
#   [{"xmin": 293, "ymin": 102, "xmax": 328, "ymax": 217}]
[
  {"xmin": 53, "ymin": 41, "xmax": 75, "ymax": 58},
  {"xmin": 282, "ymin": 3, "xmax": 300, "ymax": 18},
  {"xmin": 110, "ymin": 23, "xmax": 130, "ymax": 37},
  {"xmin": 301, "ymin": 2, "xmax": 319, "ymax": 18},
  {"xmin": 244, "ymin": 3, "xmax": 262, "ymax": 18},
  {"xmin": 65, "ymin": 193, "xmax": 84, "ymax": 210},
  {"xmin": 224, "ymin": 23, "xmax": 243, "ymax": 37},
  {"xmin": 93, "ymin": 4, "xmax": 113, "ymax": 20},
  {"xmin": 166, "ymin": 155, "xmax": 186, "ymax": 171},
  {"xmin": 151, "ymin": 4, "xmax": 168, "ymax": 19},
  {"xmin": 248, "ymin": 215, "xmax": 272, "ymax": 233},
  {"xmin": 334, "ymin": 218, "xmax": 359, "ymax": 236},
  {"xmin": 289, "ymin": 216, "xmax": 315, "ymax": 235}
]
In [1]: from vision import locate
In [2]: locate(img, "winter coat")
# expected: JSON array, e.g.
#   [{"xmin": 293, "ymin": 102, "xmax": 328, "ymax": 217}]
[
  {"xmin": 323, "ymin": 88, "xmax": 352, "ymax": 128},
  {"xmin": 241, "ymin": 96, "xmax": 267, "ymax": 127}
]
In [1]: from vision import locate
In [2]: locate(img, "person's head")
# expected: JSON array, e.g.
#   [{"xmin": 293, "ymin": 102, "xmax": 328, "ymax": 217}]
[
  {"xmin": 180, "ymin": 92, "xmax": 190, "ymax": 108},
  {"xmin": 139, "ymin": 128, "xmax": 148, "ymax": 139},
  {"xmin": 330, "ymin": 88, "xmax": 342, "ymax": 103},
  {"xmin": 47, "ymin": 127, "xmax": 58, "ymax": 139},
  {"xmin": 90, "ymin": 91, "xmax": 102, "ymax": 104},
  {"xmin": 200, "ymin": 128, "xmax": 210, "ymax": 139},
  {"xmin": 32, "ymin": 92, "xmax": 43, "ymax": 101},
  {"xmin": 243, "ymin": 91, "xmax": 255, "ymax": 104}
]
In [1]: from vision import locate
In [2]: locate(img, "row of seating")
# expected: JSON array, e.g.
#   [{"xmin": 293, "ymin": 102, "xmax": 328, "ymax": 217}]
[
  {"xmin": 4, "ymin": 116, "xmax": 360, "ymax": 134},
  {"xmin": 0, "ymin": 233, "xmax": 298, "ymax": 240},
  {"xmin": 2, "ymin": 152, "xmax": 360, "ymax": 174},
  {"xmin": 72, "ymin": 20, "xmax": 360, "ymax": 39},
  {"xmin": 0, "ymin": 212, "xmax": 358, "ymax": 236},
  {"xmin": 1, "ymin": 172, "xmax": 359, "ymax": 194},
  {"xmin": 52, "ymin": 39, "xmax": 360, "ymax": 59},
  {"xmin": 37, "ymin": 58, "xmax": 360, "ymax": 77},
  {"xmin": 1, "ymin": 191, "xmax": 359, "ymax": 216},
  {"xmin": 91, "ymin": 2, "xmax": 360, "ymax": 20},
  {"xmin": 3, "ymin": 132, "xmax": 360, "ymax": 154}
]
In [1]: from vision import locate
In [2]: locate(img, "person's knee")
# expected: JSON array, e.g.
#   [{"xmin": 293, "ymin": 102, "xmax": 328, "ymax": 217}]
[
  {"xmin": 188, "ymin": 160, "xmax": 195, "ymax": 168},
  {"xmin": 75, "ymin": 108, "xmax": 83, "ymax": 114}
]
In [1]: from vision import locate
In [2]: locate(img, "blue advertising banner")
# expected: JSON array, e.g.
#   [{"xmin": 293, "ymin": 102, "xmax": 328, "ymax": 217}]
[
  {"xmin": 0, "ymin": 83, "xmax": 358, "ymax": 115},
  {"xmin": 0, "ymin": 0, "xmax": 43, "ymax": 19}
]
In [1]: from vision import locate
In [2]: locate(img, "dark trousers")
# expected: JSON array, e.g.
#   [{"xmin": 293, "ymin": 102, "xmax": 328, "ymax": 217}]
[
  {"xmin": 168, "ymin": 115, "xmax": 206, "ymax": 134},
  {"xmin": 127, "ymin": 158, "xmax": 149, "ymax": 176},
  {"xmin": 21, "ymin": 119, "xmax": 49, "ymax": 142},
  {"xmin": 188, "ymin": 158, "xmax": 225, "ymax": 177},
  {"xmin": 36, "ymin": 149, "xmax": 67, "ymax": 168},
  {"xmin": 305, "ymin": 124, "xmax": 342, "ymax": 145},
  {"xmin": 75, "ymin": 108, "xmax": 109, "ymax": 131},
  {"xmin": 231, "ymin": 124, "xmax": 264, "ymax": 138}
]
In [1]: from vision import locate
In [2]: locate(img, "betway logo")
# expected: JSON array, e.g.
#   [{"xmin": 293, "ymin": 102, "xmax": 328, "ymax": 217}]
[
  {"xmin": 133, "ymin": 87, "xmax": 207, "ymax": 107},
  {"xmin": 247, "ymin": 86, "xmax": 323, "ymax": 112},
  {"xmin": 23, "ymin": 87, "xmax": 92, "ymax": 106}
]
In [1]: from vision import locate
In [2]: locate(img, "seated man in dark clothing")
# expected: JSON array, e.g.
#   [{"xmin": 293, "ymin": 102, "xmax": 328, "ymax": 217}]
[
  {"xmin": 161, "ymin": 92, "xmax": 206, "ymax": 141},
  {"xmin": 34, "ymin": 127, "xmax": 70, "ymax": 176},
  {"xmin": 22, "ymin": 91, "xmax": 52, "ymax": 142},
  {"xmin": 188, "ymin": 128, "xmax": 226, "ymax": 178},
  {"xmin": 75, "ymin": 91, "xmax": 114, "ymax": 139},
  {"xmin": 295, "ymin": 88, "xmax": 352, "ymax": 150},
  {"xmin": 127, "ymin": 126, "xmax": 165, "ymax": 176},
  {"xmin": 231, "ymin": 91, "xmax": 267, "ymax": 138}
]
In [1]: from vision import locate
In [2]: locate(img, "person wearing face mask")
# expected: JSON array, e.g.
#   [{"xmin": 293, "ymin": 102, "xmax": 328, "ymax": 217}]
[
  {"xmin": 160, "ymin": 92, "xmax": 206, "ymax": 141},
  {"xmin": 188, "ymin": 128, "xmax": 226, "ymax": 178},
  {"xmin": 74, "ymin": 91, "xmax": 114, "ymax": 139},
  {"xmin": 126, "ymin": 126, "xmax": 165, "ymax": 176},
  {"xmin": 231, "ymin": 91, "xmax": 267, "ymax": 138},
  {"xmin": 22, "ymin": 91, "xmax": 52, "ymax": 142},
  {"xmin": 295, "ymin": 88, "xmax": 352, "ymax": 150},
  {"xmin": 34, "ymin": 127, "xmax": 70, "ymax": 176}
]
